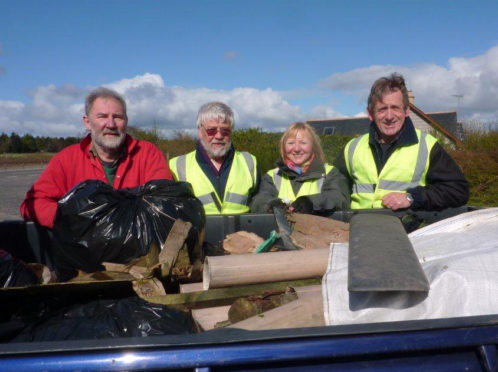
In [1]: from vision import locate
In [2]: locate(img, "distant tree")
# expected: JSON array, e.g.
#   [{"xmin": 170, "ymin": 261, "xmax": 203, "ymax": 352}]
[
  {"xmin": 0, "ymin": 133, "xmax": 9, "ymax": 153},
  {"xmin": 21, "ymin": 134, "xmax": 39, "ymax": 153},
  {"xmin": 8, "ymin": 133, "xmax": 23, "ymax": 153},
  {"xmin": 35, "ymin": 136, "xmax": 50, "ymax": 152},
  {"xmin": 44, "ymin": 137, "xmax": 65, "ymax": 152},
  {"xmin": 127, "ymin": 126, "xmax": 162, "ymax": 145}
]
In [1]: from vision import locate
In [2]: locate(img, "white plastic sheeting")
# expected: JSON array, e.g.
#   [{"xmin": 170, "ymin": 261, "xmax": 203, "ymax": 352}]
[{"xmin": 323, "ymin": 208, "xmax": 498, "ymax": 325}]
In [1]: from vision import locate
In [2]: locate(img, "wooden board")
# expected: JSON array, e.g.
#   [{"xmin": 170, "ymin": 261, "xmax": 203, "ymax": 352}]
[{"xmin": 145, "ymin": 278, "xmax": 321, "ymax": 309}]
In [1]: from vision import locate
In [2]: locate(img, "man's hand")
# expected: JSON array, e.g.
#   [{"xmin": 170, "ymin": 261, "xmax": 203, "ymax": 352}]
[{"xmin": 382, "ymin": 192, "xmax": 412, "ymax": 211}]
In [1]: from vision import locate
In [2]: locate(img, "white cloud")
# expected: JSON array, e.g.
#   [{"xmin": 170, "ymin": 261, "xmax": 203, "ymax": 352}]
[
  {"xmin": 307, "ymin": 105, "xmax": 343, "ymax": 120},
  {"xmin": 354, "ymin": 112, "xmax": 368, "ymax": 118},
  {"xmin": 318, "ymin": 45, "xmax": 498, "ymax": 123},
  {"xmin": 0, "ymin": 73, "xmax": 309, "ymax": 137},
  {"xmin": 108, "ymin": 75, "xmax": 303, "ymax": 134}
]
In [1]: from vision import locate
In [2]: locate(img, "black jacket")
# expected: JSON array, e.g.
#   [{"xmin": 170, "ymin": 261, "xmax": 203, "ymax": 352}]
[
  {"xmin": 250, "ymin": 155, "xmax": 350, "ymax": 213},
  {"xmin": 333, "ymin": 118, "xmax": 469, "ymax": 210}
]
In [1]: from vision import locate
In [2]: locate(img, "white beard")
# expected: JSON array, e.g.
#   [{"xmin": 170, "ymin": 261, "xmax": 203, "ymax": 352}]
[{"xmin": 200, "ymin": 138, "xmax": 231, "ymax": 159}]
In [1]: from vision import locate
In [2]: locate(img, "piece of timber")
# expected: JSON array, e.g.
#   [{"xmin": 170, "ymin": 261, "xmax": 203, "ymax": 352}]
[
  {"xmin": 203, "ymin": 248, "xmax": 329, "ymax": 290},
  {"xmin": 180, "ymin": 282, "xmax": 204, "ymax": 293},
  {"xmin": 228, "ymin": 285, "xmax": 324, "ymax": 330},
  {"xmin": 223, "ymin": 231, "xmax": 264, "ymax": 254},
  {"xmin": 192, "ymin": 305, "xmax": 231, "ymax": 331},
  {"xmin": 159, "ymin": 219, "xmax": 192, "ymax": 276},
  {"xmin": 289, "ymin": 213, "xmax": 349, "ymax": 249},
  {"xmin": 348, "ymin": 213, "xmax": 430, "ymax": 292},
  {"xmin": 192, "ymin": 285, "xmax": 322, "ymax": 331},
  {"xmin": 145, "ymin": 278, "xmax": 321, "ymax": 309}
]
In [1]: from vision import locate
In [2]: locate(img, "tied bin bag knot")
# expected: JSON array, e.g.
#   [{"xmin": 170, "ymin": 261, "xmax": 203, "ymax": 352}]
[{"xmin": 52, "ymin": 179, "xmax": 205, "ymax": 281}]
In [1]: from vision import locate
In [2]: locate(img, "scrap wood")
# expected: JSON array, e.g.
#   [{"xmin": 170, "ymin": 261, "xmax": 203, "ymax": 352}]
[
  {"xmin": 192, "ymin": 305, "xmax": 231, "ymax": 331},
  {"xmin": 26, "ymin": 263, "xmax": 57, "ymax": 284},
  {"xmin": 227, "ymin": 285, "xmax": 324, "ymax": 330},
  {"xmin": 144, "ymin": 278, "xmax": 321, "ymax": 309},
  {"xmin": 223, "ymin": 231, "xmax": 264, "ymax": 254},
  {"xmin": 159, "ymin": 219, "xmax": 192, "ymax": 276},
  {"xmin": 133, "ymin": 277, "xmax": 167, "ymax": 298},
  {"xmin": 102, "ymin": 262, "xmax": 150, "ymax": 279},
  {"xmin": 99, "ymin": 219, "xmax": 196, "ymax": 281},
  {"xmin": 289, "ymin": 213, "xmax": 349, "ymax": 250},
  {"xmin": 69, "ymin": 270, "xmax": 136, "ymax": 282},
  {"xmin": 224, "ymin": 287, "xmax": 298, "ymax": 325},
  {"xmin": 100, "ymin": 242, "xmax": 162, "ymax": 280}
]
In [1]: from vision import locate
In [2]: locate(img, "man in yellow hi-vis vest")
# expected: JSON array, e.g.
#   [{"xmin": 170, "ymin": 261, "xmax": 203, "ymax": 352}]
[
  {"xmin": 169, "ymin": 102, "xmax": 260, "ymax": 215},
  {"xmin": 334, "ymin": 73, "xmax": 469, "ymax": 211}
]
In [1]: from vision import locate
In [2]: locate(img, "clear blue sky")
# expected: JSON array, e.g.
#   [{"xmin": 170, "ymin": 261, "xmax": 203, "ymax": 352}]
[{"xmin": 1, "ymin": 0, "xmax": 497, "ymax": 137}]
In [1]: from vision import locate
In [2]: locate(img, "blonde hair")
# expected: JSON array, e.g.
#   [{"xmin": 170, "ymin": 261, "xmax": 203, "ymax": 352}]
[{"xmin": 279, "ymin": 122, "xmax": 325, "ymax": 162}]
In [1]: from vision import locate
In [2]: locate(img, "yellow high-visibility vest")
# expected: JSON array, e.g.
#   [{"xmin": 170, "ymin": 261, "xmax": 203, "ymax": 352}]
[
  {"xmin": 169, "ymin": 150, "xmax": 257, "ymax": 215},
  {"xmin": 344, "ymin": 130, "xmax": 437, "ymax": 209},
  {"xmin": 268, "ymin": 164, "xmax": 334, "ymax": 203}
]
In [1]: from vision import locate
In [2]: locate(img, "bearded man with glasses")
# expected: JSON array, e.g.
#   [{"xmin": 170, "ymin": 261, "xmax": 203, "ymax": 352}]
[{"xmin": 169, "ymin": 102, "xmax": 260, "ymax": 215}]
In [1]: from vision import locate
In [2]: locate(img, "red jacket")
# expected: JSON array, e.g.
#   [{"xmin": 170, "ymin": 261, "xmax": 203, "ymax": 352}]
[{"xmin": 20, "ymin": 134, "xmax": 173, "ymax": 228}]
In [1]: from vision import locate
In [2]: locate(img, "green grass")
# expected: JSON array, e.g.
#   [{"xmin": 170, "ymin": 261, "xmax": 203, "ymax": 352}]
[{"xmin": 0, "ymin": 152, "xmax": 55, "ymax": 166}]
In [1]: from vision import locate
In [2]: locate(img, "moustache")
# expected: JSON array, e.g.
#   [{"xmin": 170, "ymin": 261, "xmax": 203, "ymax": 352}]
[{"xmin": 102, "ymin": 130, "xmax": 122, "ymax": 135}]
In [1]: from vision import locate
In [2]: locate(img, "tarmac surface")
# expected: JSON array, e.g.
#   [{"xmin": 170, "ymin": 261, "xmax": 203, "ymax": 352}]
[{"xmin": 0, "ymin": 166, "xmax": 44, "ymax": 221}]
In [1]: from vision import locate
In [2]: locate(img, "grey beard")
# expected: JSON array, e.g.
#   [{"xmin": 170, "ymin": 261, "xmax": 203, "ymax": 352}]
[
  {"xmin": 91, "ymin": 129, "xmax": 126, "ymax": 153},
  {"xmin": 200, "ymin": 138, "xmax": 231, "ymax": 159}
]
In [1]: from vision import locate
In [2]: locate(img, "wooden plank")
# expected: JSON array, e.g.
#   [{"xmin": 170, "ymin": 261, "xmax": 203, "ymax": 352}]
[
  {"xmin": 190, "ymin": 285, "xmax": 322, "ymax": 331},
  {"xmin": 289, "ymin": 213, "xmax": 349, "ymax": 249},
  {"xmin": 145, "ymin": 278, "xmax": 321, "ymax": 309},
  {"xmin": 159, "ymin": 219, "xmax": 192, "ymax": 276},
  {"xmin": 192, "ymin": 305, "xmax": 231, "ymax": 331},
  {"xmin": 228, "ymin": 286, "xmax": 324, "ymax": 330}
]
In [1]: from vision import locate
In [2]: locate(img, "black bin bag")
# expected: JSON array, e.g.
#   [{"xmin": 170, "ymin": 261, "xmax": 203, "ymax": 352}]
[
  {"xmin": 53, "ymin": 179, "xmax": 205, "ymax": 281},
  {"xmin": 12, "ymin": 296, "xmax": 196, "ymax": 342},
  {"xmin": 0, "ymin": 250, "xmax": 39, "ymax": 288}
]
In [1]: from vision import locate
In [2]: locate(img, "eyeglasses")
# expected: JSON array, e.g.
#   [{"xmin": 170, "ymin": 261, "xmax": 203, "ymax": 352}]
[{"xmin": 202, "ymin": 126, "xmax": 232, "ymax": 137}]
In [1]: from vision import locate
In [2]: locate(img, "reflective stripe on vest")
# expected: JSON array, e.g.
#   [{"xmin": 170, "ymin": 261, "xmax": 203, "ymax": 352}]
[
  {"xmin": 269, "ymin": 163, "xmax": 333, "ymax": 203},
  {"xmin": 345, "ymin": 130, "xmax": 437, "ymax": 209},
  {"xmin": 169, "ymin": 150, "xmax": 257, "ymax": 215}
]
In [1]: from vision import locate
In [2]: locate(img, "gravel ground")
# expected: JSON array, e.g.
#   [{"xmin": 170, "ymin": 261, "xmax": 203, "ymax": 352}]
[{"xmin": 0, "ymin": 166, "xmax": 44, "ymax": 221}]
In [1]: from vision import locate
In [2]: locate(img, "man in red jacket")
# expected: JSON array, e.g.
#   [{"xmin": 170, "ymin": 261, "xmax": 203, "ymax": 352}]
[{"xmin": 20, "ymin": 87, "xmax": 173, "ymax": 228}]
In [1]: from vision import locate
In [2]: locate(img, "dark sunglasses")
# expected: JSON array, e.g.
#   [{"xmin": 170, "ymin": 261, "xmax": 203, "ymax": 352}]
[{"xmin": 203, "ymin": 126, "xmax": 232, "ymax": 137}]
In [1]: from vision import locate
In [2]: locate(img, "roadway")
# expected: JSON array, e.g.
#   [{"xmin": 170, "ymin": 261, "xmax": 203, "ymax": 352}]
[{"xmin": 0, "ymin": 166, "xmax": 44, "ymax": 221}]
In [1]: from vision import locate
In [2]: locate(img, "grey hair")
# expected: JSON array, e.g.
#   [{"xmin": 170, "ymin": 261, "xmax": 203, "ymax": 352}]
[
  {"xmin": 196, "ymin": 102, "xmax": 234, "ymax": 128},
  {"xmin": 367, "ymin": 73, "xmax": 409, "ymax": 114},
  {"xmin": 85, "ymin": 87, "xmax": 127, "ymax": 117}
]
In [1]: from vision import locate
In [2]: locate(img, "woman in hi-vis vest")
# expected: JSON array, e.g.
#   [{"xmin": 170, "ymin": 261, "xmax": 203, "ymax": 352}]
[{"xmin": 250, "ymin": 122, "xmax": 349, "ymax": 215}]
